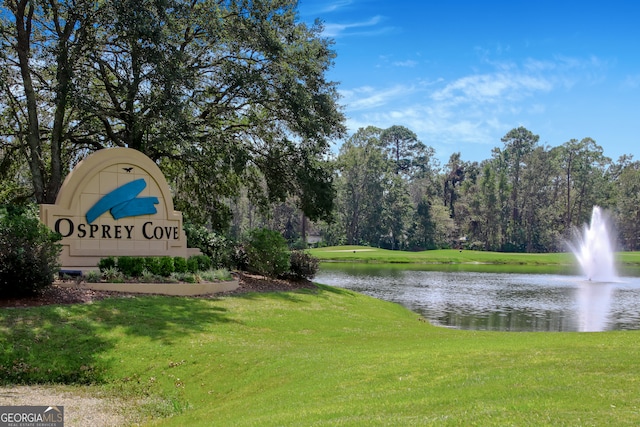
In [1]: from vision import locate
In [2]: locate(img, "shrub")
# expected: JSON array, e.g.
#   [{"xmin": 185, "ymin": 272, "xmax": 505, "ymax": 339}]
[
  {"xmin": 173, "ymin": 257, "xmax": 188, "ymax": 273},
  {"xmin": 184, "ymin": 224, "xmax": 233, "ymax": 268},
  {"xmin": 117, "ymin": 256, "xmax": 145, "ymax": 277},
  {"xmin": 102, "ymin": 266, "xmax": 122, "ymax": 282},
  {"xmin": 183, "ymin": 274, "xmax": 198, "ymax": 283},
  {"xmin": 174, "ymin": 272, "xmax": 198, "ymax": 283},
  {"xmin": 140, "ymin": 269, "xmax": 160, "ymax": 283},
  {"xmin": 141, "ymin": 257, "xmax": 174, "ymax": 277},
  {"xmin": 84, "ymin": 270, "xmax": 102, "ymax": 283},
  {"xmin": 287, "ymin": 251, "xmax": 320, "ymax": 280},
  {"xmin": 200, "ymin": 268, "xmax": 232, "ymax": 282},
  {"xmin": 245, "ymin": 228, "xmax": 290, "ymax": 278},
  {"xmin": 98, "ymin": 256, "xmax": 116, "ymax": 272},
  {"xmin": 144, "ymin": 257, "xmax": 162, "ymax": 276},
  {"xmin": 187, "ymin": 255, "xmax": 211, "ymax": 273},
  {"xmin": 289, "ymin": 238, "xmax": 308, "ymax": 250},
  {"xmin": 186, "ymin": 257, "xmax": 198, "ymax": 274},
  {"xmin": 0, "ymin": 206, "xmax": 62, "ymax": 297},
  {"xmin": 231, "ymin": 244, "xmax": 248, "ymax": 271},
  {"xmin": 158, "ymin": 256, "xmax": 174, "ymax": 277}
]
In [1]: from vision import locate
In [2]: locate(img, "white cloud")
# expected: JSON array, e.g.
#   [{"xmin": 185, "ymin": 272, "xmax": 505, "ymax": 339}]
[
  {"xmin": 323, "ymin": 15, "xmax": 381, "ymax": 35},
  {"xmin": 431, "ymin": 73, "xmax": 552, "ymax": 105},
  {"xmin": 300, "ymin": 0, "xmax": 354, "ymax": 15},
  {"xmin": 339, "ymin": 79, "xmax": 539, "ymax": 159},
  {"xmin": 621, "ymin": 74, "xmax": 640, "ymax": 89},
  {"xmin": 339, "ymin": 84, "xmax": 418, "ymax": 111},
  {"xmin": 393, "ymin": 60, "xmax": 418, "ymax": 68},
  {"xmin": 524, "ymin": 58, "xmax": 557, "ymax": 72},
  {"xmin": 337, "ymin": 54, "xmax": 613, "ymax": 162},
  {"xmin": 322, "ymin": 0, "xmax": 354, "ymax": 12},
  {"xmin": 323, "ymin": 15, "xmax": 389, "ymax": 38}
]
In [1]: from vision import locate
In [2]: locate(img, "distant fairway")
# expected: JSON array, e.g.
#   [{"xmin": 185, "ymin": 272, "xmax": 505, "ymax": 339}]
[
  {"xmin": 310, "ymin": 246, "xmax": 640, "ymax": 268},
  {"xmin": 310, "ymin": 246, "xmax": 572, "ymax": 265}
]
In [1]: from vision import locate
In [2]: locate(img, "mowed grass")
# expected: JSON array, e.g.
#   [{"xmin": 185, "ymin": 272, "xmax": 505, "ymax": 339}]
[
  {"xmin": 310, "ymin": 246, "xmax": 640, "ymax": 267},
  {"xmin": 2, "ymin": 286, "xmax": 640, "ymax": 426}
]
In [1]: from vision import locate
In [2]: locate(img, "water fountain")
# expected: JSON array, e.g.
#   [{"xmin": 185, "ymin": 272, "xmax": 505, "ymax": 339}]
[
  {"xmin": 569, "ymin": 206, "xmax": 617, "ymax": 282},
  {"xmin": 315, "ymin": 206, "xmax": 640, "ymax": 332}
]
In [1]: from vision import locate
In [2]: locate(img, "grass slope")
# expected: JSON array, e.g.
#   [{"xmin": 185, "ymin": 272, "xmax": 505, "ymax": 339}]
[{"xmin": 2, "ymin": 286, "xmax": 640, "ymax": 426}]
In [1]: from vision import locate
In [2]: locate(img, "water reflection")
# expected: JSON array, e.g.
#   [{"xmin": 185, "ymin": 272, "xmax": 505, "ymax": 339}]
[
  {"xmin": 315, "ymin": 264, "xmax": 640, "ymax": 332},
  {"xmin": 576, "ymin": 281, "xmax": 613, "ymax": 332}
]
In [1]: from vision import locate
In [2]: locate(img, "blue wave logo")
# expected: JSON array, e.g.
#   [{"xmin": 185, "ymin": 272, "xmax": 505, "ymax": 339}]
[{"xmin": 86, "ymin": 178, "xmax": 159, "ymax": 224}]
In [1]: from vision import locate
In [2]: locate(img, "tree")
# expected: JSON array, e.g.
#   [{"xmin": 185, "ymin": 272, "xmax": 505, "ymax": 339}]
[
  {"xmin": 0, "ymin": 144, "xmax": 31, "ymax": 204},
  {"xmin": 500, "ymin": 127, "xmax": 539, "ymax": 221},
  {"xmin": 556, "ymin": 137, "xmax": 611, "ymax": 229},
  {"xmin": 1, "ymin": 0, "xmax": 345, "ymax": 228},
  {"xmin": 410, "ymin": 197, "xmax": 436, "ymax": 250},
  {"xmin": 614, "ymin": 158, "xmax": 640, "ymax": 250},
  {"xmin": 443, "ymin": 152, "xmax": 465, "ymax": 219},
  {"xmin": 477, "ymin": 162, "xmax": 501, "ymax": 250},
  {"xmin": 1, "ymin": 0, "xmax": 97, "ymax": 203},
  {"xmin": 333, "ymin": 125, "xmax": 430, "ymax": 249},
  {"xmin": 557, "ymin": 139, "xmax": 580, "ymax": 229},
  {"xmin": 409, "ymin": 197, "xmax": 455, "ymax": 250},
  {"xmin": 379, "ymin": 125, "xmax": 434, "ymax": 177},
  {"xmin": 335, "ymin": 127, "xmax": 387, "ymax": 245},
  {"xmin": 519, "ymin": 146, "xmax": 561, "ymax": 252},
  {"xmin": 430, "ymin": 202, "xmax": 456, "ymax": 248},
  {"xmin": 84, "ymin": 0, "xmax": 344, "ymax": 227},
  {"xmin": 380, "ymin": 173, "xmax": 412, "ymax": 250},
  {"xmin": 500, "ymin": 127, "xmax": 539, "ymax": 249}
]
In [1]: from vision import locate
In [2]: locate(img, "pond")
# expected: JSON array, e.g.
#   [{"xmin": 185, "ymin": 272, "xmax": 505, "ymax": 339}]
[{"xmin": 314, "ymin": 263, "xmax": 640, "ymax": 332}]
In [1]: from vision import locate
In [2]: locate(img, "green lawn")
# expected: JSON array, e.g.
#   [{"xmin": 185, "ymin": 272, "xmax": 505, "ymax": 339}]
[
  {"xmin": 2, "ymin": 285, "xmax": 640, "ymax": 426},
  {"xmin": 310, "ymin": 246, "xmax": 640, "ymax": 267}
]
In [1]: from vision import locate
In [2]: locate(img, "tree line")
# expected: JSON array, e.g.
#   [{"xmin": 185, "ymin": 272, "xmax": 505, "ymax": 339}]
[
  {"xmin": 243, "ymin": 124, "xmax": 638, "ymax": 253},
  {"xmin": 310, "ymin": 125, "xmax": 638, "ymax": 252}
]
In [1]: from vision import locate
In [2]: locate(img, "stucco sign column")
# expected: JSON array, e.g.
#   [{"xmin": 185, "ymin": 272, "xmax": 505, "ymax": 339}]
[{"xmin": 40, "ymin": 148, "xmax": 189, "ymax": 271}]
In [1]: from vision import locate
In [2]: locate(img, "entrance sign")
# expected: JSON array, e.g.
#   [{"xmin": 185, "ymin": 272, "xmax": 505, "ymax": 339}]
[{"xmin": 40, "ymin": 148, "xmax": 191, "ymax": 271}]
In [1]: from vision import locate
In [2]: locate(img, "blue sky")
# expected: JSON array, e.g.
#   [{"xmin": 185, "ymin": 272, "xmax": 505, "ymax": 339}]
[{"xmin": 297, "ymin": 0, "xmax": 640, "ymax": 164}]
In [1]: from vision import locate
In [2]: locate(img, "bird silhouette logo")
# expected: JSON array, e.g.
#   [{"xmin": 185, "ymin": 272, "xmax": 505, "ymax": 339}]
[{"xmin": 123, "ymin": 167, "xmax": 134, "ymax": 173}]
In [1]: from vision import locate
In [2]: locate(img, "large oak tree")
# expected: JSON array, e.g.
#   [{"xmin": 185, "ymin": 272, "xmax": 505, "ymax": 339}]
[{"xmin": 1, "ymin": 0, "xmax": 345, "ymax": 229}]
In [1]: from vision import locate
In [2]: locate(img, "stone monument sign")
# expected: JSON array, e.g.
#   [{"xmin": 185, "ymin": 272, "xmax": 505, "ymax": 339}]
[{"xmin": 40, "ymin": 148, "xmax": 191, "ymax": 271}]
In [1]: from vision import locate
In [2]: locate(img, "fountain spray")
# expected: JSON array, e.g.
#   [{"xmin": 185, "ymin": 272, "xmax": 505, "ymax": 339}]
[{"xmin": 569, "ymin": 206, "xmax": 618, "ymax": 282}]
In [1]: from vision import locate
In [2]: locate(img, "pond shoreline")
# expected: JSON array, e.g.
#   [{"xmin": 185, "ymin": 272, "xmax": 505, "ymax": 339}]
[{"xmin": 316, "ymin": 263, "xmax": 640, "ymax": 332}]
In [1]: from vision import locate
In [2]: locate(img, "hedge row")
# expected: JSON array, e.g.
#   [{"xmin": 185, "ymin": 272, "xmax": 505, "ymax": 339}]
[{"xmin": 98, "ymin": 255, "xmax": 212, "ymax": 277}]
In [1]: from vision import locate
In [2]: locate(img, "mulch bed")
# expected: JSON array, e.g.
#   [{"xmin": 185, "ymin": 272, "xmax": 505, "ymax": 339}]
[{"xmin": 0, "ymin": 272, "xmax": 317, "ymax": 308}]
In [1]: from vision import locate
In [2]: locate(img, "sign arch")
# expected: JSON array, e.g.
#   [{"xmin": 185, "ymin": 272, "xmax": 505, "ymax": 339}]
[{"xmin": 40, "ymin": 148, "xmax": 192, "ymax": 271}]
